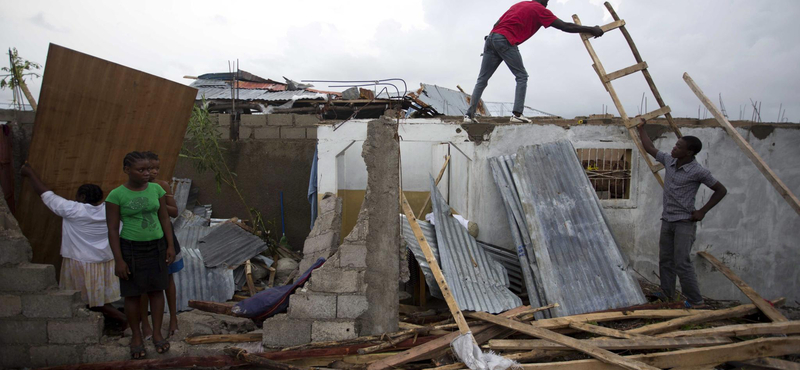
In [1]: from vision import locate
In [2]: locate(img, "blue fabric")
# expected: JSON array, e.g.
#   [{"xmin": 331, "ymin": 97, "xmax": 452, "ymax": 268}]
[
  {"xmin": 168, "ymin": 257, "xmax": 184, "ymax": 274},
  {"xmin": 308, "ymin": 146, "xmax": 319, "ymax": 229},
  {"xmin": 232, "ymin": 257, "xmax": 326, "ymax": 320}
]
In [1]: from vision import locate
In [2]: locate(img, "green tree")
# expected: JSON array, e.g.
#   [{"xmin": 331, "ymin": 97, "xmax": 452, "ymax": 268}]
[{"xmin": 1, "ymin": 48, "xmax": 41, "ymax": 111}]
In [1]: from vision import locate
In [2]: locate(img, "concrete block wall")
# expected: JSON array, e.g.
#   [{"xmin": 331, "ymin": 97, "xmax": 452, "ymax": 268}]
[
  {"xmin": 0, "ymin": 189, "xmax": 104, "ymax": 369},
  {"xmin": 212, "ymin": 113, "xmax": 319, "ymax": 141}
]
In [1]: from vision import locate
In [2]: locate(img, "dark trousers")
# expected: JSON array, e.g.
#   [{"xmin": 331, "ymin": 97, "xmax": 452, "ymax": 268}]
[
  {"xmin": 659, "ymin": 220, "xmax": 703, "ymax": 304},
  {"xmin": 467, "ymin": 33, "xmax": 529, "ymax": 117}
]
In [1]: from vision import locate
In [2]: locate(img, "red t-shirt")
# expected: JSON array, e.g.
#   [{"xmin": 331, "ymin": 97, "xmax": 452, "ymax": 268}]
[{"xmin": 491, "ymin": 1, "xmax": 559, "ymax": 45}]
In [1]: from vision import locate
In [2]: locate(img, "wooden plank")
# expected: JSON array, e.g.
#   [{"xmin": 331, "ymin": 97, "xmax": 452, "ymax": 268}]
[
  {"xmin": 627, "ymin": 298, "xmax": 785, "ymax": 335},
  {"xmin": 185, "ymin": 332, "xmax": 262, "ymax": 345},
  {"xmin": 657, "ymin": 321, "xmax": 800, "ymax": 338},
  {"xmin": 400, "ymin": 193, "xmax": 470, "ymax": 335},
  {"xmin": 469, "ymin": 311, "xmax": 660, "ymax": 370},
  {"xmin": 603, "ymin": 62, "xmax": 648, "ymax": 83},
  {"xmin": 684, "ymin": 72, "xmax": 800, "ymax": 216},
  {"xmin": 697, "ymin": 251, "xmax": 789, "ymax": 322},
  {"xmin": 741, "ymin": 357, "xmax": 800, "ymax": 370},
  {"xmin": 416, "ymin": 155, "xmax": 451, "ymax": 219},
  {"xmin": 517, "ymin": 337, "xmax": 800, "ymax": 370},
  {"xmin": 37, "ymin": 356, "xmax": 241, "ymax": 370},
  {"xmin": 245, "ymin": 260, "xmax": 256, "ymax": 296},
  {"xmin": 16, "ymin": 44, "xmax": 197, "ymax": 273},
  {"xmin": 487, "ymin": 337, "xmax": 731, "ymax": 351},
  {"xmin": 581, "ymin": 20, "xmax": 626, "ymax": 40},
  {"xmin": 224, "ymin": 347, "xmax": 306, "ymax": 370},
  {"xmin": 624, "ymin": 106, "xmax": 672, "ymax": 128},
  {"xmin": 530, "ymin": 309, "xmax": 706, "ymax": 331},
  {"xmin": 568, "ymin": 321, "xmax": 650, "ymax": 339}
]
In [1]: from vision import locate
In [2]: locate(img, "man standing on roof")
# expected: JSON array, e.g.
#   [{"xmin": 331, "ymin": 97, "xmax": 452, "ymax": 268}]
[{"xmin": 464, "ymin": 0, "xmax": 604, "ymax": 123}]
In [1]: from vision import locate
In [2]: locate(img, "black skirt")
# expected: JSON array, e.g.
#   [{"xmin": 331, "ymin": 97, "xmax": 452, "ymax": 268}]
[{"xmin": 119, "ymin": 238, "xmax": 169, "ymax": 297}]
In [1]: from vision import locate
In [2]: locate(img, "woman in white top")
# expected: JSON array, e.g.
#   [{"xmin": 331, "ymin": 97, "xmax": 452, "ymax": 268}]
[{"xmin": 21, "ymin": 163, "xmax": 126, "ymax": 325}]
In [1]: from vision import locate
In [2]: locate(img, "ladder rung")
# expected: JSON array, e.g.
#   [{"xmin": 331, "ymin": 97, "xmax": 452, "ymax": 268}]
[
  {"xmin": 650, "ymin": 162, "xmax": 665, "ymax": 173},
  {"xmin": 625, "ymin": 106, "xmax": 672, "ymax": 128},
  {"xmin": 581, "ymin": 20, "xmax": 626, "ymax": 40},
  {"xmin": 603, "ymin": 62, "xmax": 648, "ymax": 83}
]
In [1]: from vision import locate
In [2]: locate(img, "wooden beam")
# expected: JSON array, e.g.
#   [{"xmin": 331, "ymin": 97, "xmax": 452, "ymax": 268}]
[
  {"xmin": 416, "ymin": 155, "xmax": 451, "ymax": 219},
  {"xmin": 657, "ymin": 321, "xmax": 800, "ymax": 338},
  {"xmin": 185, "ymin": 332, "xmax": 263, "ymax": 345},
  {"xmin": 624, "ymin": 106, "xmax": 672, "ymax": 128},
  {"xmin": 469, "ymin": 311, "xmax": 660, "ymax": 370},
  {"xmin": 603, "ymin": 62, "xmax": 648, "ymax": 83},
  {"xmin": 187, "ymin": 300, "xmax": 236, "ymax": 316},
  {"xmin": 37, "ymin": 356, "xmax": 242, "ymax": 370},
  {"xmin": 357, "ymin": 333, "xmax": 416, "ymax": 355},
  {"xmin": 568, "ymin": 321, "xmax": 650, "ymax": 339},
  {"xmin": 697, "ymin": 251, "xmax": 788, "ymax": 322},
  {"xmin": 627, "ymin": 298, "xmax": 785, "ymax": 335},
  {"xmin": 224, "ymin": 347, "xmax": 306, "ymax": 370},
  {"xmin": 649, "ymin": 162, "xmax": 665, "ymax": 173},
  {"xmin": 530, "ymin": 308, "xmax": 706, "ymax": 331},
  {"xmin": 268, "ymin": 266, "xmax": 276, "ymax": 288},
  {"xmin": 741, "ymin": 357, "xmax": 800, "ymax": 370},
  {"xmin": 581, "ymin": 20, "xmax": 626, "ymax": 40},
  {"xmin": 517, "ymin": 337, "xmax": 800, "ymax": 370},
  {"xmin": 684, "ymin": 72, "xmax": 800, "ymax": 216},
  {"xmin": 487, "ymin": 337, "xmax": 731, "ymax": 351},
  {"xmin": 245, "ymin": 260, "xmax": 256, "ymax": 296}
]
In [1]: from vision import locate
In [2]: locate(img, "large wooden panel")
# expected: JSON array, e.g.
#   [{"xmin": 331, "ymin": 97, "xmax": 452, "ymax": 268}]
[{"xmin": 16, "ymin": 44, "xmax": 197, "ymax": 273}]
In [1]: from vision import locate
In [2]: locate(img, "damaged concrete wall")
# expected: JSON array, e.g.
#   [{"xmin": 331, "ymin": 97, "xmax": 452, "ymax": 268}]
[
  {"xmin": 318, "ymin": 119, "xmax": 800, "ymax": 305},
  {"xmin": 298, "ymin": 193, "xmax": 342, "ymax": 273}
]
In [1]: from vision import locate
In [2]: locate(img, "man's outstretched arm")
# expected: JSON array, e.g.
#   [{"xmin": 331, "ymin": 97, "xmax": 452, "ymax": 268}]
[
  {"xmin": 550, "ymin": 19, "xmax": 603, "ymax": 37},
  {"xmin": 636, "ymin": 119, "xmax": 659, "ymax": 158}
]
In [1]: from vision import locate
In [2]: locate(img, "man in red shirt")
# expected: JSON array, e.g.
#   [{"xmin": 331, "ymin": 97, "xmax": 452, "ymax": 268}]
[{"xmin": 465, "ymin": 0, "xmax": 604, "ymax": 123}]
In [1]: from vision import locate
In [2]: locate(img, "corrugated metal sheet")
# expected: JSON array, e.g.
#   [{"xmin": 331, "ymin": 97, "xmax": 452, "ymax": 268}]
[
  {"xmin": 509, "ymin": 140, "xmax": 646, "ymax": 317},
  {"xmin": 476, "ymin": 241, "xmax": 524, "ymax": 296},
  {"xmin": 489, "ymin": 156, "xmax": 550, "ymax": 319},
  {"xmin": 417, "ymin": 83, "xmax": 471, "ymax": 116},
  {"xmin": 173, "ymin": 225, "xmax": 235, "ymax": 311},
  {"xmin": 400, "ymin": 215, "xmax": 444, "ymax": 299},
  {"xmin": 430, "ymin": 177, "xmax": 522, "ymax": 313},
  {"xmin": 198, "ymin": 222, "xmax": 269, "ymax": 269},
  {"xmin": 171, "ymin": 178, "xmax": 192, "ymax": 216},
  {"xmin": 194, "ymin": 86, "xmax": 327, "ymax": 102},
  {"xmin": 483, "ymin": 102, "xmax": 555, "ymax": 118}
]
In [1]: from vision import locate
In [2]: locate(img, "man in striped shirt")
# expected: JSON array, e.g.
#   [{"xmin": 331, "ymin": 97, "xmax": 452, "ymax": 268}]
[{"xmin": 638, "ymin": 119, "xmax": 727, "ymax": 307}]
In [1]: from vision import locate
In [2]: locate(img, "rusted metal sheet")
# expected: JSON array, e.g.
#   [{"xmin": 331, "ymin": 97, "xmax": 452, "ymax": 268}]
[{"xmin": 16, "ymin": 44, "xmax": 197, "ymax": 273}]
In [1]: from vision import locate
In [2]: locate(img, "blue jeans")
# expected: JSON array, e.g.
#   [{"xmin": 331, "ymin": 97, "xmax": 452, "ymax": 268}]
[
  {"xmin": 659, "ymin": 220, "xmax": 703, "ymax": 305},
  {"xmin": 467, "ymin": 33, "xmax": 529, "ymax": 117}
]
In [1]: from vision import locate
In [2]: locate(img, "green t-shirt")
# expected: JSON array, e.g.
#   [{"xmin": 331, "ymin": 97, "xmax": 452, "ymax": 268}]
[{"xmin": 106, "ymin": 182, "xmax": 166, "ymax": 242}]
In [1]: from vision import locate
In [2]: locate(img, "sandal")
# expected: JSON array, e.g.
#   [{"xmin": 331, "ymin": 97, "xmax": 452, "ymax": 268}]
[
  {"xmin": 153, "ymin": 338, "xmax": 170, "ymax": 354},
  {"xmin": 130, "ymin": 345, "xmax": 146, "ymax": 360}
]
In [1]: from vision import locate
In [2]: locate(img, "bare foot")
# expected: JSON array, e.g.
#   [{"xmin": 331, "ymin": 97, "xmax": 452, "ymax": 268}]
[{"xmin": 168, "ymin": 318, "xmax": 179, "ymax": 338}]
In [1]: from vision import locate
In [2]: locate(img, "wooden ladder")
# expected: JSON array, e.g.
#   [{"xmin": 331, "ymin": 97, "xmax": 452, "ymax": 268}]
[{"xmin": 573, "ymin": 2, "xmax": 682, "ymax": 187}]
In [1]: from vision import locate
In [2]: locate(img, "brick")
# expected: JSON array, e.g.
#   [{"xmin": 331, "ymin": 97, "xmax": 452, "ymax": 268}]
[
  {"xmin": 299, "ymin": 251, "xmax": 333, "ymax": 274},
  {"xmin": 339, "ymin": 243, "xmax": 367, "ymax": 268},
  {"xmin": 0, "ymin": 319, "xmax": 47, "ymax": 344},
  {"xmin": 0, "ymin": 263, "xmax": 57, "ymax": 292},
  {"xmin": 289, "ymin": 293, "xmax": 336, "ymax": 319},
  {"xmin": 294, "ymin": 115, "xmax": 319, "ymax": 127},
  {"xmin": 215, "ymin": 114, "xmax": 233, "ymax": 126},
  {"xmin": 0, "ymin": 236, "xmax": 32, "ymax": 266},
  {"xmin": 216, "ymin": 126, "xmax": 231, "ymax": 140},
  {"xmin": 22, "ymin": 290, "xmax": 82, "ymax": 318},
  {"xmin": 240, "ymin": 114, "xmax": 267, "ymax": 127},
  {"xmin": 312, "ymin": 320, "xmax": 357, "ymax": 342},
  {"xmin": 318, "ymin": 194, "xmax": 340, "ymax": 215},
  {"xmin": 281, "ymin": 127, "xmax": 306, "ymax": 139},
  {"xmin": 262, "ymin": 314, "xmax": 312, "ymax": 348},
  {"xmin": 337, "ymin": 295, "xmax": 368, "ymax": 319},
  {"xmin": 253, "ymin": 126, "xmax": 281, "ymax": 139},
  {"xmin": 306, "ymin": 127, "xmax": 318, "ymax": 139},
  {"xmin": 83, "ymin": 345, "xmax": 130, "ymax": 364},
  {"xmin": 47, "ymin": 313, "xmax": 103, "ymax": 343},
  {"xmin": 303, "ymin": 231, "xmax": 336, "ymax": 255},
  {"xmin": 311, "ymin": 269, "xmax": 359, "ymax": 294},
  {"xmin": 30, "ymin": 345, "xmax": 82, "ymax": 367},
  {"xmin": 238, "ymin": 126, "xmax": 253, "ymax": 140},
  {"xmin": 0, "ymin": 295, "xmax": 21, "ymax": 317},
  {"xmin": 0, "ymin": 345, "xmax": 29, "ymax": 369},
  {"xmin": 268, "ymin": 114, "xmax": 294, "ymax": 126}
]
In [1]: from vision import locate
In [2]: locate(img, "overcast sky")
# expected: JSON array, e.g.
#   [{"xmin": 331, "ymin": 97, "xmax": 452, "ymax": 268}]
[{"xmin": 1, "ymin": 0, "xmax": 798, "ymax": 122}]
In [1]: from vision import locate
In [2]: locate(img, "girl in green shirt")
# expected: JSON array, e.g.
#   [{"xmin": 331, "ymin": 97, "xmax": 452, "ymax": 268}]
[{"xmin": 106, "ymin": 151, "xmax": 175, "ymax": 359}]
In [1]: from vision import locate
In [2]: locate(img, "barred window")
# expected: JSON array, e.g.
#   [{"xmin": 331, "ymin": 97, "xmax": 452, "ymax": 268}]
[{"xmin": 576, "ymin": 148, "xmax": 632, "ymax": 200}]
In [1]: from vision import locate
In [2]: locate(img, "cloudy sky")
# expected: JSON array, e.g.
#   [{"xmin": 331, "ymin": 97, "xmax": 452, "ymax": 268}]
[{"xmin": 1, "ymin": 0, "xmax": 798, "ymax": 122}]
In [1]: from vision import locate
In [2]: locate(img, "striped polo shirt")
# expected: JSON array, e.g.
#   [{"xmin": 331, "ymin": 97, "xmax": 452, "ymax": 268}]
[{"xmin": 656, "ymin": 151, "xmax": 719, "ymax": 222}]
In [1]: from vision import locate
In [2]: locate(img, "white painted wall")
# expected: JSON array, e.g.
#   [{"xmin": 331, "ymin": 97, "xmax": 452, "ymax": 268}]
[{"xmin": 318, "ymin": 120, "xmax": 800, "ymax": 304}]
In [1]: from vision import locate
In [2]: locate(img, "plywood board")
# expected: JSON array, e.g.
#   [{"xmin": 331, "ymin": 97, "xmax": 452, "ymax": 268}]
[{"xmin": 16, "ymin": 44, "xmax": 197, "ymax": 272}]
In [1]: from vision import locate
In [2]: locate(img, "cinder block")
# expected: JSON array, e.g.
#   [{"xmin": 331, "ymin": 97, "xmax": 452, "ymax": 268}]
[
  {"xmin": 318, "ymin": 194, "xmax": 340, "ymax": 215},
  {"xmin": 0, "ymin": 295, "xmax": 21, "ymax": 317},
  {"xmin": 22, "ymin": 290, "xmax": 82, "ymax": 318},
  {"xmin": 0, "ymin": 345, "xmax": 29, "ymax": 369},
  {"xmin": 241, "ymin": 114, "xmax": 267, "ymax": 127},
  {"xmin": 262, "ymin": 314, "xmax": 312, "ymax": 348},
  {"xmin": 312, "ymin": 320, "xmax": 357, "ymax": 342},
  {"xmin": 289, "ymin": 293, "xmax": 336, "ymax": 319},
  {"xmin": 0, "ymin": 263, "xmax": 57, "ymax": 292},
  {"xmin": 47, "ymin": 313, "xmax": 103, "ymax": 344},
  {"xmin": 337, "ymin": 295, "xmax": 368, "ymax": 319},
  {"xmin": 303, "ymin": 231, "xmax": 337, "ymax": 255},
  {"xmin": 216, "ymin": 126, "xmax": 231, "ymax": 140},
  {"xmin": 238, "ymin": 126, "xmax": 253, "ymax": 140},
  {"xmin": 0, "ymin": 236, "xmax": 32, "ymax": 266},
  {"xmin": 310, "ymin": 269, "xmax": 359, "ymax": 294},
  {"xmin": 0, "ymin": 319, "xmax": 47, "ymax": 344},
  {"xmin": 295, "ymin": 115, "xmax": 319, "ymax": 127},
  {"xmin": 30, "ymin": 345, "xmax": 82, "ymax": 367},
  {"xmin": 299, "ymin": 251, "xmax": 333, "ymax": 274},
  {"xmin": 268, "ymin": 114, "xmax": 294, "ymax": 126},
  {"xmin": 216, "ymin": 114, "xmax": 232, "ymax": 126},
  {"xmin": 83, "ymin": 345, "xmax": 130, "ymax": 364},
  {"xmin": 253, "ymin": 126, "xmax": 281, "ymax": 139},
  {"xmin": 339, "ymin": 243, "xmax": 367, "ymax": 268},
  {"xmin": 281, "ymin": 127, "xmax": 306, "ymax": 139},
  {"xmin": 306, "ymin": 127, "xmax": 318, "ymax": 139}
]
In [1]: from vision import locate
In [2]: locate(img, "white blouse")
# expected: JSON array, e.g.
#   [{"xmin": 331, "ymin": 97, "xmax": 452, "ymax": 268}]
[{"xmin": 41, "ymin": 191, "xmax": 114, "ymax": 263}]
